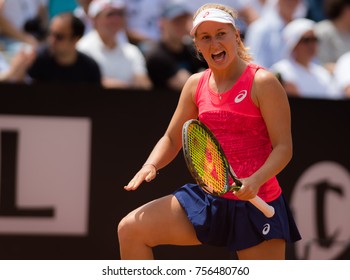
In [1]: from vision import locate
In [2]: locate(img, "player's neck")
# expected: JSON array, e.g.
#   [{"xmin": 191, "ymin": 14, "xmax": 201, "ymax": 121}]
[{"xmin": 210, "ymin": 59, "xmax": 247, "ymax": 93}]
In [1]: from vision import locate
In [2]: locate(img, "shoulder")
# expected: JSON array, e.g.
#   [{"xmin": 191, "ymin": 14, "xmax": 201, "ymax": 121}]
[
  {"xmin": 77, "ymin": 51, "xmax": 99, "ymax": 67},
  {"xmin": 121, "ymin": 42, "xmax": 145, "ymax": 57},
  {"xmin": 77, "ymin": 31, "xmax": 98, "ymax": 49},
  {"xmin": 310, "ymin": 62, "xmax": 332, "ymax": 78},
  {"xmin": 181, "ymin": 71, "xmax": 206, "ymax": 100},
  {"xmin": 188, "ymin": 71, "xmax": 205, "ymax": 84},
  {"xmin": 336, "ymin": 52, "xmax": 350, "ymax": 65},
  {"xmin": 252, "ymin": 67, "xmax": 286, "ymax": 105},
  {"xmin": 183, "ymin": 71, "xmax": 204, "ymax": 89},
  {"xmin": 314, "ymin": 20, "xmax": 335, "ymax": 35},
  {"xmin": 270, "ymin": 59, "xmax": 294, "ymax": 72},
  {"xmin": 254, "ymin": 67, "xmax": 278, "ymax": 83}
]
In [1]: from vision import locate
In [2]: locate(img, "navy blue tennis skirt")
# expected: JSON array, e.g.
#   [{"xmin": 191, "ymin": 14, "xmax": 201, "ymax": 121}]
[{"xmin": 173, "ymin": 183, "xmax": 301, "ymax": 252}]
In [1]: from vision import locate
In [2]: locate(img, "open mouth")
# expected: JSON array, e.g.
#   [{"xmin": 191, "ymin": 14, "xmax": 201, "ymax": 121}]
[{"xmin": 211, "ymin": 51, "xmax": 226, "ymax": 62}]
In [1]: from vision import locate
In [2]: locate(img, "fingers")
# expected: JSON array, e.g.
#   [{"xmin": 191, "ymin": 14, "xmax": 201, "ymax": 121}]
[
  {"xmin": 233, "ymin": 184, "xmax": 256, "ymax": 200},
  {"xmin": 124, "ymin": 176, "xmax": 143, "ymax": 191},
  {"xmin": 124, "ymin": 166, "xmax": 158, "ymax": 191}
]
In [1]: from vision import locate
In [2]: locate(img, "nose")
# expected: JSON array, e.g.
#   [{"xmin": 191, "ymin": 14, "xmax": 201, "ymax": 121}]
[{"xmin": 209, "ymin": 37, "xmax": 221, "ymax": 50}]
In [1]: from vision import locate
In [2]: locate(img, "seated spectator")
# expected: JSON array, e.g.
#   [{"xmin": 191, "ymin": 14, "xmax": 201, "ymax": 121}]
[
  {"xmin": 27, "ymin": 12, "xmax": 101, "ymax": 85},
  {"xmin": 77, "ymin": 0, "xmax": 152, "ymax": 89},
  {"xmin": 244, "ymin": 0, "xmax": 306, "ymax": 68},
  {"xmin": 333, "ymin": 51, "xmax": 350, "ymax": 98},
  {"xmin": 124, "ymin": 0, "xmax": 169, "ymax": 53},
  {"xmin": 145, "ymin": 1, "xmax": 207, "ymax": 91},
  {"xmin": 74, "ymin": 0, "xmax": 128, "ymax": 43},
  {"xmin": 314, "ymin": 0, "xmax": 350, "ymax": 74},
  {"xmin": 0, "ymin": 0, "xmax": 48, "ymax": 52},
  {"xmin": 271, "ymin": 18, "xmax": 340, "ymax": 99}
]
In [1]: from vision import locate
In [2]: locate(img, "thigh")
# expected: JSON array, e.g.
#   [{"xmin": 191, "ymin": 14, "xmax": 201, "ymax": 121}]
[
  {"xmin": 124, "ymin": 194, "xmax": 201, "ymax": 247},
  {"xmin": 236, "ymin": 239, "xmax": 286, "ymax": 260}
]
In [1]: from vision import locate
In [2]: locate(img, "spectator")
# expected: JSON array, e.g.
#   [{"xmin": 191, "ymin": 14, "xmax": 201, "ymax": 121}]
[
  {"xmin": 77, "ymin": 0, "xmax": 152, "ymax": 89},
  {"xmin": 124, "ymin": 0, "xmax": 169, "ymax": 53},
  {"xmin": 271, "ymin": 18, "xmax": 339, "ymax": 99},
  {"xmin": 314, "ymin": 0, "xmax": 350, "ymax": 73},
  {"xmin": 145, "ymin": 0, "xmax": 207, "ymax": 91},
  {"xmin": 0, "ymin": 0, "xmax": 48, "ymax": 51},
  {"xmin": 27, "ymin": 12, "xmax": 101, "ymax": 85},
  {"xmin": 333, "ymin": 51, "xmax": 350, "ymax": 98},
  {"xmin": 244, "ymin": 0, "xmax": 306, "ymax": 68},
  {"xmin": 74, "ymin": 0, "xmax": 128, "ymax": 43}
]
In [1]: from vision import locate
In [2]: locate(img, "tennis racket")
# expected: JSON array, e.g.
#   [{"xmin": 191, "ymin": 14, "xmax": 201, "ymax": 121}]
[{"xmin": 182, "ymin": 119, "xmax": 275, "ymax": 218}]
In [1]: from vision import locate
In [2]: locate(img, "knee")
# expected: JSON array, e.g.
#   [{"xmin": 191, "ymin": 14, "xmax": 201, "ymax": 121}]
[{"xmin": 117, "ymin": 214, "xmax": 138, "ymax": 244}]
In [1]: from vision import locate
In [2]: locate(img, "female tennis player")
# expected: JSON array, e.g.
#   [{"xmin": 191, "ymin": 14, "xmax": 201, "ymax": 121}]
[{"xmin": 118, "ymin": 3, "xmax": 301, "ymax": 260}]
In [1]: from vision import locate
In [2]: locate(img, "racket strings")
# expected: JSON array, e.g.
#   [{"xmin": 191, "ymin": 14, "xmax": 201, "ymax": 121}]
[{"xmin": 188, "ymin": 125, "xmax": 227, "ymax": 194}]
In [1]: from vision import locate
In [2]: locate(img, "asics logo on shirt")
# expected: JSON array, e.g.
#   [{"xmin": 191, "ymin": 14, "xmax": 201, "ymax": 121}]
[
  {"xmin": 234, "ymin": 90, "xmax": 247, "ymax": 103},
  {"xmin": 262, "ymin": 223, "xmax": 271, "ymax": 235}
]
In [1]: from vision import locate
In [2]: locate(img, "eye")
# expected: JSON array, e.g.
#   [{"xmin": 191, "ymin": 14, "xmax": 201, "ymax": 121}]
[
  {"xmin": 200, "ymin": 35, "xmax": 210, "ymax": 41},
  {"xmin": 217, "ymin": 32, "xmax": 226, "ymax": 38}
]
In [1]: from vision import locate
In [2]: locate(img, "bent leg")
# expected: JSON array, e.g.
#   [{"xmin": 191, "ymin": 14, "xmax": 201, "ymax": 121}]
[
  {"xmin": 237, "ymin": 239, "xmax": 286, "ymax": 260},
  {"xmin": 118, "ymin": 194, "xmax": 201, "ymax": 260}
]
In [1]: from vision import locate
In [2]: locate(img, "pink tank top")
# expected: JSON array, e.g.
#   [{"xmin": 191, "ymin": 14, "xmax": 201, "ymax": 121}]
[{"xmin": 195, "ymin": 64, "xmax": 281, "ymax": 202}]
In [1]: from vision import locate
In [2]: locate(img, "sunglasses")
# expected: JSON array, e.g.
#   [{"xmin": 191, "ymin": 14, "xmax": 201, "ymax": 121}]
[
  {"xmin": 299, "ymin": 36, "xmax": 319, "ymax": 44},
  {"xmin": 48, "ymin": 31, "xmax": 70, "ymax": 41},
  {"xmin": 106, "ymin": 10, "xmax": 125, "ymax": 17}
]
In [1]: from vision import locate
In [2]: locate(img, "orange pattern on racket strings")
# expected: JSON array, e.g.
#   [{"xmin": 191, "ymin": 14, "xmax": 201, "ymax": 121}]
[
  {"xmin": 188, "ymin": 126, "xmax": 226, "ymax": 194},
  {"xmin": 203, "ymin": 137, "xmax": 226, "ymax": 194}
]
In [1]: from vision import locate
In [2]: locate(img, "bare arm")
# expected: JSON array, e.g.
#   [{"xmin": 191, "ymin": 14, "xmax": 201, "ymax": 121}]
[
  {"xmin": 234, "ymin": 69, "xmax": 292, "ymax": 200},
  {"xmin": 102, "ymin": 74, "xmax": 152, "ymax": 90},
  {"xmin": 167, "ymin": 69, "xmax": 192, "ymax": 91},
  {"xmin": 124, "ymin": 73, "xmax": 201, "ymax": 190},
  {"xmin": 0, "ymin": 1, "xmax": 38, "ymax": 47},
  {"xmin": 0, "ymin": 47, "xmax": 36, "ymax": 82},
  {"xmin": 132, "ymin": 74, "xmax": 153, "ymax": 90}
]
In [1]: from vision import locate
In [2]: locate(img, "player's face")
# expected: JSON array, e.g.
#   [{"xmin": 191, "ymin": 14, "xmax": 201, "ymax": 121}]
[{"xmin": 194, "ymin": 21, "xmax": 239, "ymax": 69}]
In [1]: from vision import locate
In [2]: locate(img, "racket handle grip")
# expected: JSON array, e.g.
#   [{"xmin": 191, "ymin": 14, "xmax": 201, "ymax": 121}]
[{"xmin": 249, "ymin": 196, "xmax": 275, "ymax": 218}]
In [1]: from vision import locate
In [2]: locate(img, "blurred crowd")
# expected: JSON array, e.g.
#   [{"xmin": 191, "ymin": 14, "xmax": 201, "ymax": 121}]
[{"xmin": 0, "ymin": 0, "xmax": 349, "ymax": 99}]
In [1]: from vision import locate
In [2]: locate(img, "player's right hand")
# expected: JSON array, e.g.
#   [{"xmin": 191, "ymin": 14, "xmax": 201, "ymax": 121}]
[{"xmin": 124, "ymin": 164, "xmax": 158, "ymax": 191}]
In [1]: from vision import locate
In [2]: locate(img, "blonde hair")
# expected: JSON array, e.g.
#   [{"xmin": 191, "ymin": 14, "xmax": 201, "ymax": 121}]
[{"xmin": 193, "ymin": 3, "xmax": 252, "ymax": 62}]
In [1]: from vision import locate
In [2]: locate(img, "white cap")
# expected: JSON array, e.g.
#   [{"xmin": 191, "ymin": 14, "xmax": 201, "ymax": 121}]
[
  {"xmin": 283, "ymin": 18, "xmax": 315, "ymax": 55},
  {"xmin": 190, "ymin": 8, "xmax": 236, "ymax": 36},
  {"xmin": 88, "ymin": 0, "xmax": 125, "ymax": 18}
]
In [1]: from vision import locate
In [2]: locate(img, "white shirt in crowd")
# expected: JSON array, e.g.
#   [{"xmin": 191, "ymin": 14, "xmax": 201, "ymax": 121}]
[
  {"xmin": 271, "ymin": 57, "xmax": 341, "ymax": 99},
  {"xmin": 77, "ymin": 30, "xmax": 148, "ymax": 85},
  {"xmin": 333, "ymin": 52, "xmax": 350, "ymax": 97}
]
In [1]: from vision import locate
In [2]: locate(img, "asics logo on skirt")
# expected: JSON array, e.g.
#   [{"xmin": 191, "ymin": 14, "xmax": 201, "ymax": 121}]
[{"xmin": 262, "ymin": 223, "xmax": 271, "ymax": 235}]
